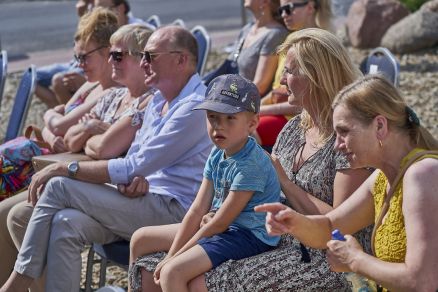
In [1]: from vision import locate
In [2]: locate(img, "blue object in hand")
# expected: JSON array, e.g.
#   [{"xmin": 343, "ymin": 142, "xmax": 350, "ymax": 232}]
[{"xmin": 331, "ymin": 229, "xmax": 346, "ymax": 241}]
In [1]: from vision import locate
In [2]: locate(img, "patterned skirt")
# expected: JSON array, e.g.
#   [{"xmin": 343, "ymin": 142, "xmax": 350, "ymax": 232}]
[{"xmin": 128, "ymin": 234, "xmax": 352, "ymax": 292}]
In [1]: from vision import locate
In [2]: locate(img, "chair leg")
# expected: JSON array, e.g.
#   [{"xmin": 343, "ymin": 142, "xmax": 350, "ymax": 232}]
[
  {"xmin": 99, "ymin": 257, "xmax": 108, "ymax": 288},
  {"xmin": 85, "ymin": 247, "xmax": 95, "ymax": 292}
]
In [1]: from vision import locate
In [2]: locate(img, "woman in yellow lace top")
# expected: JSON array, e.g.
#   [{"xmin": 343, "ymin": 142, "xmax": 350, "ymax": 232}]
[{"xmin": 256, "ymin": 74, "xmax": 438, "ymax": 291}]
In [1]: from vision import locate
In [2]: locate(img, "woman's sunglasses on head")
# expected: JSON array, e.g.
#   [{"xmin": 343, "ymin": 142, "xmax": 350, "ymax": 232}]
[{"xmin": 278, "ymin": 1, "xmax": 309, "ymax": 16}]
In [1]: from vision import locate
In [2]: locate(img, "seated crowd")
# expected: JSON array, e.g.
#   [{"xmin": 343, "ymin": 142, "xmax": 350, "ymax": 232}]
[{"xmin": 1, "ymin": 0, "xmax": 437, "ymax": 292}]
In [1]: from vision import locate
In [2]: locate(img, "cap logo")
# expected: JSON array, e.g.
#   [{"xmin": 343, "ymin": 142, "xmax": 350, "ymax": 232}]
[
  {"xmin": 250, "ymin": 101, "xmax": 256, "ymax": 112},
  {"xmin": 242, "ymin": 92, "xmax": 248, "ymax": 102},
  {"xmin": 221, "ymin": 89, "xmax": 240, "ymax": 99},
  {"xmin": 230, "ymin": 82, "xmax": 238, "ymax": 94}
]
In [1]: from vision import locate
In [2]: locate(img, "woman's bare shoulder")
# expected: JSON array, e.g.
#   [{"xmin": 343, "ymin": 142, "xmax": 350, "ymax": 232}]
[
  {"xmin": 405, "ymin": 156, "xmax": 438, "ymax": 180},
  {"xmin": 403, "ymin": 157, "xmax": 438, "ymax": 201}
]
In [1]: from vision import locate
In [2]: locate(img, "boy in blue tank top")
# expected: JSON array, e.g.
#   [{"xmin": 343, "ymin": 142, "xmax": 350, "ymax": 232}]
[{"xmin": 129, "ymin": 74, "xmax": 280, "ymax": 291}]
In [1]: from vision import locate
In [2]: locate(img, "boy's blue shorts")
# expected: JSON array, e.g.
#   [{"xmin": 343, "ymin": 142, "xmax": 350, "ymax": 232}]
[{"xmin": 198, "ymin": 225, "xmax": 275, "ymax": 268}]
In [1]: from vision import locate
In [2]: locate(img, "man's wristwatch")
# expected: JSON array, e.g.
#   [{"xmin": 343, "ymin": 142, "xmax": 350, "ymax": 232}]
[{"xmin": 67, "ymin": 161, "xmax": 79, "ymax": 178}]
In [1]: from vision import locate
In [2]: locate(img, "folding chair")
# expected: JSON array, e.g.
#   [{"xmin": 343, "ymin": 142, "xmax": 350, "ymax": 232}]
[
  {"xmin": 0, "ymin": 50, "xmax": 7, "ymax": 109},
  {"xmin": 191, "ymin": 25, "xmax": 211, "ymax": 76},
  {"xmin": 359, "ymin": 47, "xmax": 400, "ymax": 87},
  {"xmin": 171, "ymin": 18, "xmax": 186, "ymax": 28},
  {"xmin": 84, "ymin": 240, "xmax": 130, "ymax": 291},
  {"xmin": 145, "ymin": 15, "xmax": 161, "ymax": 29},
  {"xmin": 4, "ymin": 65, "xmax": 36, "ymax": 142}
]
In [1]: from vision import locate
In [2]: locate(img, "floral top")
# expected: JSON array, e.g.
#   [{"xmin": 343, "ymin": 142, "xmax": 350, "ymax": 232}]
[
  {"xmin": 65, "ymin": 83, "xmax": 99, "ymax": 114},
  {"xmin": 273, "ymin": 116, "xmax": 349, "ymax": 205},
  {"xmin": 91, "ymin": 87, "xmax": 155, "ymax": 127}
]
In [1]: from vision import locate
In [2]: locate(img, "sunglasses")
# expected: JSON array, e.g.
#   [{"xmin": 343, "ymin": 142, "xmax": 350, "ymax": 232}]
[
  {"xmin": 140, "ymin": 50, "xmax": 182, "ymax": 63},
  {"xmin": 109, "ymin": 51, "xmax": 141, "ymax": 63},
  {"xmin": 278, "ymin": 1, "xmax": 309, "ymax": 16},
  {"xmin": 74, "ymin": 46, "xmax": 106, "ymax": 64}
]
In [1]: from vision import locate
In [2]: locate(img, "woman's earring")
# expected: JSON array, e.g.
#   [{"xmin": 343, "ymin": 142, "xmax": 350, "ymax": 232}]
[{"xmin": 378, "ymin": 140, "xmax": 383, "ymax": 148}]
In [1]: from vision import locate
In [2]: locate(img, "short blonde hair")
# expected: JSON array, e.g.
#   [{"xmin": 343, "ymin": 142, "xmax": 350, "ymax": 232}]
[
  {"xmin": 110, "ymin": 24, "xmax": 154, "ymax": 54},
  {"xmin": 74, "ymin": 7, "xmax": 119, "ymax": 47},
  {"xmin": 333, "ymin": 74, "xmax": 438, "ymax": 150},
  {"xmin": 278, "ymin": 28, "xmax": 361, "ymax": 142}
]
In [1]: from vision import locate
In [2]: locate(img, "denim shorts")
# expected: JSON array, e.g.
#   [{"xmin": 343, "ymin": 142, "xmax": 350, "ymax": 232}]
[
  {"xmin": 36, "ymin": 60, "xmax": 83, "ymax": 87},
  {"xmin": 198, "ymin": 225, "xmax": 275, "ymax": 268}
]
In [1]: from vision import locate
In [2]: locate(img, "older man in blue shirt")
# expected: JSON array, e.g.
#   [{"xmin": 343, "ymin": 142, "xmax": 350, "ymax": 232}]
[{"xmin": 2, "ymin": 26, "xmax": 212, "ymax": 292}]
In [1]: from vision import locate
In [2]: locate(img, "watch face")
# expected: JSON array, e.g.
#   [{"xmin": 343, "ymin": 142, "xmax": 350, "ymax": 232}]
[
  {"xmin": 70, "ymin": 163, "xmax": 78, "ymax": 172},
  {"xmin": 68, "ymin": 161, "xmax": 79, "ymax": 177}
]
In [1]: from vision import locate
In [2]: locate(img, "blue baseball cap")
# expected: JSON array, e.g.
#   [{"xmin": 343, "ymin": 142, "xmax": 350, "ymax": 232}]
[{"xmin": 194, "ymin": 74, "xmax": 260, "ymax": 114}]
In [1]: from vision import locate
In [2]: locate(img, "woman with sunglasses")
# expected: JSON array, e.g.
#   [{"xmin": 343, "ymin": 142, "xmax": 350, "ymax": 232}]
[
  {"xmin": 255, "ymin": 0, "xmax": 332, "ymax": 151},
  {"xmin": 231, "ymin": 0, "xmax": 288, "ymax": 96},
  {"xmin": 42, "ymin": 7, "xmax": 120, "ymax": 154},
  {"xmin": 64, "ymin": 23, "xmax": 154, "ymax": 157},
  {"xmin": 0, "ymin": 8, "xmax": 120, "ymax": 291}
]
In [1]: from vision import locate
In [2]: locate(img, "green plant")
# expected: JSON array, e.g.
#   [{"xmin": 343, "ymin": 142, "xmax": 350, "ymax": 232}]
[{"xmin": 398, "ymin": 0, "xmax": 429, "ymax": 12}]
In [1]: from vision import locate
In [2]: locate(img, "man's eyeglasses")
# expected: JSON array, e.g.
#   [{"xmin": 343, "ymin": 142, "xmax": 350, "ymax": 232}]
[
  {"xmin": 278, "ymin": 1, "xmax": 309, "ymax": 16},
  {"xmin": 140, "ymin": 51, "xmax": 182, "ymax": 63},
  {"xmin": 109, "ymin": 51, "xmax": 141, "ymax": 63},
  {"xmin": 74, "ymin": 46, "xmax": 106, "ymax": 64}
]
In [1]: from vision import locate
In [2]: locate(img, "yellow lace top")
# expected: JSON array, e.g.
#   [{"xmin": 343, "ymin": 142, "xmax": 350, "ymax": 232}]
[{"xmin": 373, "ymin": 148, "xmax": 438, "ymax": 263}]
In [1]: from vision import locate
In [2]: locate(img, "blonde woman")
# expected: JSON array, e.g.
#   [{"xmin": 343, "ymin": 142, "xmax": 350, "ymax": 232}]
[
  {"xmin": 258, "ymin": 74, "xmax": 438, "ymax": 292},
  {"xmin": 130, "ymin": 28, "xmax": 372, "ymax": 291}
]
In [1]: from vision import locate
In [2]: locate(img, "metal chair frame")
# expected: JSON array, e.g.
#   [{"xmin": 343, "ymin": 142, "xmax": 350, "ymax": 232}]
[
  {"xmin": 84, "ymin": 241, "xmax": 130, "ymax": 291},
  {"xmin": 171, "ymin": 18, "xmax": 186, "ymax": 28},
  {"xmin": 146, "ymin": 14, "xmax": 161, "ymax": 29}
]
